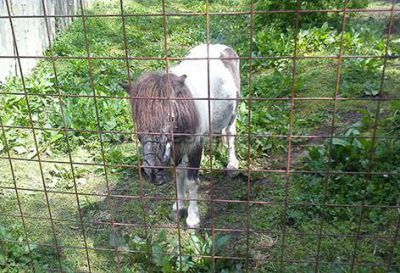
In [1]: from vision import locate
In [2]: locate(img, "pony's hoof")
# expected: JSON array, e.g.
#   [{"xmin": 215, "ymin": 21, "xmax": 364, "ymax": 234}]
[
  {"xmin": 170, "ymin": 208, "xmax": 187, "ymax": 222},
  {"xmin": 186, "ymin": 218, "xmax": 200, "ymax": 230},
  {"xmin": 227, "ymin": 170, "xmax": 239, "ymax": 178},
  {"xmin": 226, "ymin": 161, "xmax": 239, "ymax": 178},
  {"xmin": 186, "ymin": 222, "xmax": 200, "ymax": 230}
]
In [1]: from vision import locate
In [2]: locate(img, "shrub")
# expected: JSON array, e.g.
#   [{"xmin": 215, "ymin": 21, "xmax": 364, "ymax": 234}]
[
  {"xmin": 110, "ymin": 230, "xmax": 242, "ymax": 272},
  {"xmin": 254, "ymin": 0, "xmax": 369, "ymax": 30},
  {"xmin": 0, "ymin": 225, "xmax": 72, "ymax": 273},
  {"xmin": 300, "ymin": 110, "xmax": 400, "ymax": 207}
]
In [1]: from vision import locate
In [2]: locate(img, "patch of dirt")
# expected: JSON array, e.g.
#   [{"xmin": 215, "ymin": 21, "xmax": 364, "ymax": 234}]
[
  {"xmin": 340, "ymin": 110, "xmax": 363, "ymax": 126},
  {"xmin": 290, "ymin": 108, "xmax": 364, "ymax": 167}
]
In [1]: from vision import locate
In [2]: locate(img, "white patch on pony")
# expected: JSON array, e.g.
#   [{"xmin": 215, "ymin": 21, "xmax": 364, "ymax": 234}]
[
  {"xmin": 171, "ymin": 44, "xmax": 239, "ymax": 137},
  {"xmin": 186, "ymin": 179, "xmax": 200, "ymax": 229},
  {"xmin": 172, "ymin": 155, "xmax": 188, "ymax": 212},
  {"xmin": 226, "ymin": 118, "xmax": 239, "ymax": 171}
]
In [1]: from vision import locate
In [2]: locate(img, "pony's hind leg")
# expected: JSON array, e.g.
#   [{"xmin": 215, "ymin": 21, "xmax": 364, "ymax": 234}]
[
  {"xmin": 171, "ymin": 156, "xmax": 187, "ymax": 221},
  {"xmin": 226, "ymin": 114, "xmax": 239, "ymax": 173}
]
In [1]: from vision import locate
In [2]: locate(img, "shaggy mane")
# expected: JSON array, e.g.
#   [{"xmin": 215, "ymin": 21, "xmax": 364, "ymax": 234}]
[{"xmin": 127, "ymin": 73, "xmax": 199, "ymax": 136}]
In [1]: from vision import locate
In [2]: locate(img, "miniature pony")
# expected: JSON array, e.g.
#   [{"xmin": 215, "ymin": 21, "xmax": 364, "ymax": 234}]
[{"xmin": 124, "ymin": 44, "xmax": 240, "ymax": 228}]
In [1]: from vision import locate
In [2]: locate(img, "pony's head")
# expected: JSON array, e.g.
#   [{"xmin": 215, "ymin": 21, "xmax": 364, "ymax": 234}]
[{"xmin": 123, "ymin": 73, "xmax": 198, "ymax": 186}]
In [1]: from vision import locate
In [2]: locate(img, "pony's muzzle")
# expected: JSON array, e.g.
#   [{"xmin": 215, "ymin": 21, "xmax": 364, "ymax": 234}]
[
  {"xmin": 141, "ymin": 166, "xmax": 168, "ymax": 186},
  {"xmin": 152, "ymin": 170, "xmax": 168, "ymax": 186}
]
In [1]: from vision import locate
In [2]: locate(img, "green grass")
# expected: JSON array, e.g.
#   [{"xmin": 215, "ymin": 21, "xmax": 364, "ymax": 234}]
[{"xmin": 1, "ymin": 0, "xmax": 400, "ymax": 272}]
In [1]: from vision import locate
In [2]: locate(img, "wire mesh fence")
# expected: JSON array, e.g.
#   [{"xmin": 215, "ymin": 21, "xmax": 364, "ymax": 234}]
[{"xmin": 0, "ymin": 0, "xmax": 399, "ymax": 272}]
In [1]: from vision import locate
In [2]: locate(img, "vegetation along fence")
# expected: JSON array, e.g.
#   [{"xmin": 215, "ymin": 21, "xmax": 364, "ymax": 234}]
[{"xmin": 0, "ymin": 0, "xmax": 399, "ymax": 272}]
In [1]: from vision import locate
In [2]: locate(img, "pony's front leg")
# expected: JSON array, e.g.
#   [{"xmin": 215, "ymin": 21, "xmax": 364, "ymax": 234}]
[
  {"xmin": 186, "ymin": 178, "xmax": 200, "ymax": 229},
  {"xmin": 185, "ymin": 142, "xmax": 203, "ymax": 229},
  {"xmin": 171, "ymin": 157, "xmax": 188, "ymax": 221},
  {"xmin": 226, "ymin": 116, "xmax": 239, "ymax": 172}
]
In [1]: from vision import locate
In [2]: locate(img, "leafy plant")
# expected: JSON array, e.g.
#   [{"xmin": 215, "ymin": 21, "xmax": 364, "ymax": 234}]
[
  {"xmin": 300, "ymin": 110, "xmax": 400, "ymax": 208},
  {"xmin": 297, "ymin": 22, "xmax": 339, "ymax": 54},
  {"xmin": 341, "ymin": 59, "xmax": 383, "ymax": 97},
  {"xmin": 109, "ymin": 230, "xmax": 240, "ymax": 272},
  {"xmin": 254, "ymin": 0, "xmax": 368, "ymax": 31},
  {"xmin": 0, "ymin": 225, "xmax": 72, "ymax": 273}
]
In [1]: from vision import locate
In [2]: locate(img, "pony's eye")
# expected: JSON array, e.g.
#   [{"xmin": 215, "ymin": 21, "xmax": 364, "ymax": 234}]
[{"xmin": 137, "ymin": 134, "xmax": 144, "ymax": 142}]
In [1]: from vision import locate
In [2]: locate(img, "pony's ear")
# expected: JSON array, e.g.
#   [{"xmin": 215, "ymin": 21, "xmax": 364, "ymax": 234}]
[
  {"xmin": 177, "ymin": 74, "xmax": 187, "ymax": 84},
  {"xmin": 172, "ymin": 74, "xmax": 187, "ymax": 97},
  {"xmin": 121, "ymin": 82, "xmax": 133, "ymax": 94}
]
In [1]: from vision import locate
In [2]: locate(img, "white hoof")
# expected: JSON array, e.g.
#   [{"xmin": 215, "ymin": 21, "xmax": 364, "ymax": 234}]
[
  {"xmin": 227, "ymin": 159, "xmax": 239, "ymax": 170},
  {"xmin": 226, "ymin": 158, "xmax": 239, "ymax": 177},
  {"xmin": 186, "ymin": 217, "xmax": 200, "ymax": 229}
]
